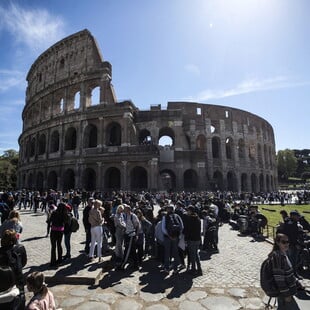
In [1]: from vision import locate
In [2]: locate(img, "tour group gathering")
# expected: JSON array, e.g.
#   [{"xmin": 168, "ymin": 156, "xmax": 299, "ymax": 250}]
[{"xmin": 0, "ymin": 189, "xmax": 309, "ymax": 309}]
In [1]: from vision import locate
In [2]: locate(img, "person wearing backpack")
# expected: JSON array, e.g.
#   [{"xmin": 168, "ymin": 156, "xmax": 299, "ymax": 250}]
[
  {"xmin": 261, "ymin": 233, "xmax": 300, "ymax": 309},
  {"xmin": 161, "ymin": 204, "xmax": 184, "ymax": 274}
]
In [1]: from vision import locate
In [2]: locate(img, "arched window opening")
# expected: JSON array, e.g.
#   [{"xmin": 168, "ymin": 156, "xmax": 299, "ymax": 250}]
[
  {"xmin": 74, "ymin": 91, "xmax": 80, "ymax": 110},
  {"xmin": 82, "ymin": 168, "xmax": 96, "ymax": 191},
  {"xmin": 241, "ymin": 173, "xmax": 248, "ymax": 192},
  {"xmin": 65, "ymin": 127, "xmax": 77, "ymax": 150},
  {"xmin": 60, "ymin": 98, "xmax": 64, "ymax": 113},
  {"xmin": 30, "ymin": 138, "xmax": 36, "ymax": 157},
  {"xmin": 213, "ymin": 171, "xmax": 223, "ymax": 191},
  {"xmin": 251, "ymin": 174, "xmax": 258, "ymax": 193},
  {"xmin": 91, "ymin": 86, "xmax": 100, "ymax": 105},
  {"xmin": 259, "ymin": 174, "xmax": 264, "ymax": 192},
  {"xmin": 227, "ymin": 171, "xmax": 236, "ymax": 191},
  {"xmin": 107, "ymin": 122, "xmax": 121, "ymax": 146},
  {"xmin": 83, "ymin": 124, "xmax": 97, "ymax": 148},
  {"xmin": 196, "ymin": 135, "xmax": 206, "ymax": 150},
  {"xmin": 47, "ymin": 171, "xmax": 58, "ymax": 190},
  {"xmin": 160, "ymin": 170, "xmax": 176, "ymax": 191},
  {"xmin": 28, "ymin": 173, "xmax": 34, "ymax": 189},
  {"xmin": 139, "ymin": 129, "xmax": 152, "ymax": 145},
  {"xmin": 63, "ymin": 169, "xmax": 75, "ymax": 191},
  {"xmin": 158, "ymin": 127, "xmax": 175, "ymax": 147},
  {"xmin": 212, "ymin": 137, "xmax": 221, "ymax": 159},
  {"xmin": 50, "ymin": 131, "xmax": 59, "ymax": 153},
  {"xmin": 238, "ymin": 139, "xmax": 245, "ymax": 159},
  {"xmin": 226, "ymin": 137, "xmax": 233, "ymax": 159},
  {"xmin": 59, "ymin": 58, "xmax": 65, "ymax": 69},
  {"xmin": 184, "ymin": 169, "xmax": 198, "ymax": 190},
  {"xmin": 38, "ymin": 134, "xmax": 46, "ymax": 155},
  {"xmin": 130, "ymin": 166, "xmax": 148, "ymax": 190},
  {"xmin": 105, "ymin": 167, "xmax": 121, "ymax": 190},
  {"xmin": 36, "ymin": 172, "xmax": 44, "ymax": 191}
]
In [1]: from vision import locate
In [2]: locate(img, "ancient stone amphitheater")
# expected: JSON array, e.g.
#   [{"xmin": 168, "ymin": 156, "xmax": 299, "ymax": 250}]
[{"xmin": 18, "ymin": 29, "xmax": 278, "ymax": 192}]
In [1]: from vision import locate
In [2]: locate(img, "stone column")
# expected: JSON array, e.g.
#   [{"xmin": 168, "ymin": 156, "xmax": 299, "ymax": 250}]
[
  {"xmin": 122, "ymin": 161, "xmax": 128, "ymax": 190},
  {"xmin": 149, "ymin": 158, "xmax": 158, "ymax": 191},
  {"xmin": 96, "ymin": 162, "xmax": 103, "ymax": 191}
]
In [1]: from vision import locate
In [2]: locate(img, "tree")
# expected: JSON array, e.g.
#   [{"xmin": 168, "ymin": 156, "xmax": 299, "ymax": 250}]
[
  {"xmin": 0, "ymin": 149, "xmax": 19, "ymax": 189},
  {"xmin": 277, "ymin": 149, "xmax": 297, "ymax": 181}
]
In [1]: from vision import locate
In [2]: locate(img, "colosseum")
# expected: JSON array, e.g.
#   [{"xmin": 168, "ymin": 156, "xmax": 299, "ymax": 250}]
[{"xmin": 17, "ymin": 29, "xmax": 278, "ymax": 193}]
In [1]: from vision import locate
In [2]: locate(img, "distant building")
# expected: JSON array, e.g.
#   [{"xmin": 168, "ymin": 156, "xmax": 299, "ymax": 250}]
[{"xmin": 18, "ymin": 29, "xmax": 278, "ymax": 192}]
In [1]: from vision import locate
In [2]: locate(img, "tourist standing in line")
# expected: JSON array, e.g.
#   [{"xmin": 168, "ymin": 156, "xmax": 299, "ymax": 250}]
[
  {"xmin": 88, "ymin": 199, "xmax": 104, "ymax": 262},
  {"xmin": 82, "ymin": 197, "xmax": 94, "ymax": 254}
]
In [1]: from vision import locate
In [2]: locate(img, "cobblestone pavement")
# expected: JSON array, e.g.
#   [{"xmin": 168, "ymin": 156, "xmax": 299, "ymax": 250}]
[{"xmin": 19, "ymin": 208, "xmax": 310, "ymax": 309}]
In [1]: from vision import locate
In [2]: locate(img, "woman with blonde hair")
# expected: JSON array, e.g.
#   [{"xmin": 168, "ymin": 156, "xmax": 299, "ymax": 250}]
[
  {"xmin": 0, "ymin": 210, "xmax": 23, "ymax": 241},
  {"xmin": 113, "ymin": 204, "xmax": 126, "ymax": 266},
  {"xmin": 25, "ymin": 272, "xmax": 56, "ymax": 310},
  {"xmin": 88, "ymin": 199, "xmax": 105, "ymax": 262}
]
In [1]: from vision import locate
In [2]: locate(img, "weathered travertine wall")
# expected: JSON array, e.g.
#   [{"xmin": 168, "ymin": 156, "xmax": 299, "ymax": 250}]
[{"xmin": 18, "ymin": 29, "xmax": 277, "ymax": 192}]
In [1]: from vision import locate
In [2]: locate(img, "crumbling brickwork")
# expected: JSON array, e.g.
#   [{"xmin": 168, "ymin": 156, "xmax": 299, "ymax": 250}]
[{"xmin": 18, "ymin": 29, "xmax": 278, "ymax": 192}]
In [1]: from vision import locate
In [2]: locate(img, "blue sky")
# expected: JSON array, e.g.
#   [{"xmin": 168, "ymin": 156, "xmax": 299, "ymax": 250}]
[{"xmin": 0, "ymin": 0, "xmax": 309, "ymax": 154}]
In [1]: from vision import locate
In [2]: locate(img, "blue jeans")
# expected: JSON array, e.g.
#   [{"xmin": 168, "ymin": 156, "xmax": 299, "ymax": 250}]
[
  {"xmin": 187, "ymin": 240, "xmax": 201, "ymax": 270},
  {"xmin": 73, "ymin": 205, "xmax": 79, "ymax": 219},
  {"xmin": 64, "ymin": 232, "xmax": 72, "ymax": 257},
  {"xmin": 163, "ymin": 236, "xmax": 180, "ymax": 270}
]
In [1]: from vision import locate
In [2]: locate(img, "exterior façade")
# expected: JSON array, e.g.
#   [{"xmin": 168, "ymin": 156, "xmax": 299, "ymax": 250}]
[{"xmin": 18, "ymin": 29, "xmax": 278, "ymax": 193}]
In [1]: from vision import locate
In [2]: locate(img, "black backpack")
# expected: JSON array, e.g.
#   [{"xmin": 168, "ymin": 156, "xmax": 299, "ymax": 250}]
[
  {"xmin": 70, "ymin": 217, "xmax": 80, "ymax": 232},
  {"xmin": 260, "ymin": 255, "xmax": 280, "ymax": 298},
  {"xmin": 166, "ymin": 213, "xmax": 182, "ymax": 239}
]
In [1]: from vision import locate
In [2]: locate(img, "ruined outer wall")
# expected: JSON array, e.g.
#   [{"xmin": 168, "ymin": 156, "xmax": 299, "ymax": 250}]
[{"xmin": 18, "ymin": 30, "xmax": 278, "ymax": 192}]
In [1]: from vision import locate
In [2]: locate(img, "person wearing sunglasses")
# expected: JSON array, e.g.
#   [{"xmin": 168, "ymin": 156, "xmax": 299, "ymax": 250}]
[{"xmin": 269, "ymin": 233, "xmax": 300, "ymax": 309}]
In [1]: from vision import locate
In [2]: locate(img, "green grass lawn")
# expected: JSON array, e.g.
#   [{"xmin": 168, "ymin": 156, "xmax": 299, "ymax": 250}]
[{"xmin": 258, "ymin": 204, "xmax": 310, "ymax": 228}]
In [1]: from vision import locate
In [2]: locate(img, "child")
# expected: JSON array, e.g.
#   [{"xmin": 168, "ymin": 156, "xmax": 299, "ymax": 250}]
[{"xmin": 25, "ymin": 272, "xmax": 56, "ymax": 310}]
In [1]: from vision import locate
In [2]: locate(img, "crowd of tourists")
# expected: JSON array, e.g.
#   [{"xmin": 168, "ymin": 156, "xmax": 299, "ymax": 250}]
[{"xmin": 0, "ymin": 188, "xmax": 309, "ymax": 309}]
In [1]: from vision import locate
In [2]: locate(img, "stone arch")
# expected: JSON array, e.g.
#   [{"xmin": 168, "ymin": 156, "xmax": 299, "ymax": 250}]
[
  {"xmin": 238, "ymin": 139, "xmax": 245, "ymax": 159},
  {"xmin": 47, "ymin": 171, "xmax": 58, "ymax": 190},
  {"xmin": 266, "ymin": 174, "xmax": 270, "ymax": 192},
  {"xmin": 28, "ymin": 173, "xmax": 34, "ymax": 189},
  {"xmin": 259, "ymin": 173, "xmax": 264, "ymax": 192},
  {"xmin": 213, "ymin": 170, "xmax": 223, "ymax": 190},
  {"xmin": 50, "ymin": 131, "xmax": 60, "ymax": 153},
  {"xmin": 225, "ymin": 137, "xmax": 233, "ymax": 159},
  {"xmin": 105, "ymin": 167, "xmax": 121, "ymax": 190},
  {"xmin": 196, "ymin": 135, "xmax": 207, "ymax": 151},
  {"xmin": 160, "ymin": 169, "xmax": 176, "ymax": 191},
  {"xmin": 158, "ymin": 127, "xmax": 175, "ymax": 146},
  {"xmin": 30, "ymin": 137, "xmax": 36, "ymax": 157},
  {"xmin": 36, "ymin": 171, "xmax": 44, "ymax": 190},
  {"xmin": 64, "ymin": 127, "xmax": 77, "ymax": 150},
  {"xmin": 106, "ymin": 122, "xmax": 121, "ymax": 146},
  {"xmin": 227, "ymin": 171, "xmax": 237, "ymax": 191},
  {"xmin": 63, "ymin": 169, "xmax": 75, "ymax": 191},
  {"xmin": 130, "ymin": 166, "xmax": 148, "ymax": 190},
  {"xmin": 139, "ymin": 129, "xmax": 152, "ymax": 145},
  {"xmin": 38, "ymin": 133, "xmax": 46, "ymax": 155},
  {"xmin": 83, "ymin": 124, "xmax": 97, "ymax": 148},
  {"xmin": 183, "ymin": 169, "xmax": 198, "ymax": 190},
  {"xmin": 82, "ymin": 168, "xmax": 96, "ymax": 191},
  {"xmin": 74, "ymin": 91, "xmax": 80, "ymax": 109},
  {"xmin": 91, "ymin": 86, "xmax": 100, "ymax": 106},
  {"xmin": 251, "ymin": 173, "xmax": 258, "ymax": 193},
  {"xmin": 264, "ymin": 144, "xmax": 268, "ymax": 168},
  {"xmin": 196, "ymin": 134, "xmax": 206, "ymax": 150},
  {"xmin": 241, "ymin": 173, "xmax": 248, "ymax": 192},
  {"xmin": 257, "ymin": 143, "xmax": 263, "ymax": 168},
  {"xmin": 212, "ymin": 136, "xmax": 221, "ymax": 159}
]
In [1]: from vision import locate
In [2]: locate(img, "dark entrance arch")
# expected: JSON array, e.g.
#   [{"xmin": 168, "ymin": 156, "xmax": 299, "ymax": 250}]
[
  {"xmin": 130, "ymin": 166, "xmax": 148, "ymax": 190},
  {"xmin": 82, "ymin": 168, "xmax": 96, "ymax": 191},
  {"xmin": 63, "ymin": 169, "xmax": 75, "ymax": 191},
  {"xmin": 184, "ymin": 169, "xmax": 198, "ymax": 190},
  {"xmin": 160, "ymin": 170, "xmax": 176, "ymax": 191},
  {"xmin": 105, "ymin": 167, "xmax": 121, "ymax": 189},
  {"xmin": 47, "ymin": 171, "xmax": 58, "ymax": 190},
  {"xmin": 36, "ymin": 172, "xmax": 44, "ymax": 191}
]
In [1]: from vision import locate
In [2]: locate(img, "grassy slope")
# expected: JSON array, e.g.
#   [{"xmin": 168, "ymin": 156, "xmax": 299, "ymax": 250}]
[{"xmin": 258, "ymin": 204, "xmax": 310, "ymax": 228}]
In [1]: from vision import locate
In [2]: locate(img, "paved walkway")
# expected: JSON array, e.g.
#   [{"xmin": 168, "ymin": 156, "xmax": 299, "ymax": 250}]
[{"xmin": 19, "ymin": 208, "xmax": 310, "ymax": 309}]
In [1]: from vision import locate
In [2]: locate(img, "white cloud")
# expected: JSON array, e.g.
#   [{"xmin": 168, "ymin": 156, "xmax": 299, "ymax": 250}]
[
  {"xmin": 193, "ymin": 76, "xmax": 310, "ymax": 101},
  {"xmin": 0, "ymin": 69, "xmax": 25, "ymax": 92},
  {"xmin": 0, "ymin": 3, "xmax": 65, "ymax": 53},
  {"xmin": 184, "ymin": 64, "xmax": 200, "ymax": 76}
]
